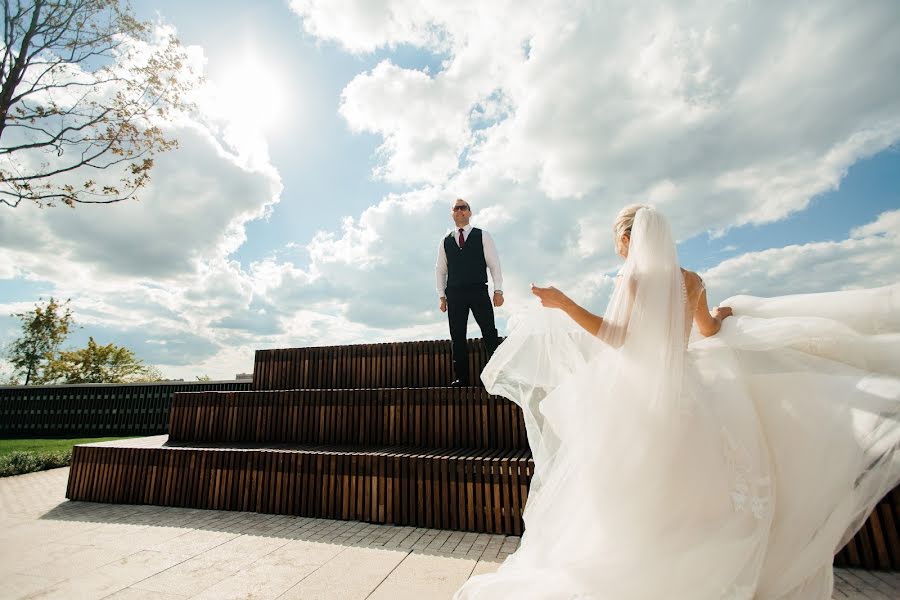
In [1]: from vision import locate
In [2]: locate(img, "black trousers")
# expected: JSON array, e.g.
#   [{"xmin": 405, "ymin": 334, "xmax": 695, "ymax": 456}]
[{"xmin": 446, "ymin": 284, "xmax": 499, "ymax": 384}]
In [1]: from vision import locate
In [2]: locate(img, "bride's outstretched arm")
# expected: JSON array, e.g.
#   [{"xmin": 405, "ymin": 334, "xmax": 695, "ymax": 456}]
[
  {"xmin": 692, "ymin": 275, "xmax": 733, "ymax": 336},
  {"xmin": 529, "ymin": 283, "xmax": 632, "ymax": 347},
  {"xmin": 530, "ymin": 284, "xmax": 603, "ymax": 335},
  {"xmin": 531, "ymin": 277, "xmax": 636, "ymax": 346}
]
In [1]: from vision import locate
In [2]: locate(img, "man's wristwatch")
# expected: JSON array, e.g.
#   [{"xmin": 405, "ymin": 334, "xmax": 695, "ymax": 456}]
[{"xmin": 494, "ymin": 290, "xmax": 503, "ymax": 295}]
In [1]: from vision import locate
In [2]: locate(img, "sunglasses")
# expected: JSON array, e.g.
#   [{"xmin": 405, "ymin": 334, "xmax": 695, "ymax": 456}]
[{"xmin": 453, "ymin": 206, "xmax": 470, "ymax": 212}]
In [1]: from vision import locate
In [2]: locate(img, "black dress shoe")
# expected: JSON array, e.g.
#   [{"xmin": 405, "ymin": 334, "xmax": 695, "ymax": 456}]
[{"xmin": 449, "ymin": 379, "xmax": 467, "ymax": 387}]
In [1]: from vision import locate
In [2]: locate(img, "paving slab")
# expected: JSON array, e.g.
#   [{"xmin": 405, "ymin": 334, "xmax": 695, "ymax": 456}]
[
  {"xmin": 367, "ymin": 552, "xmax": 476, "ymax": 600},
  {"xmin": 129, "ymin": 550, "xmax": 253, "ymax": 597},
  {"xmin": 0, "ymin": 573, "xmax": 58, "ymax": 599},
  {"xmin": 104, "ymin": 590, "xmax": 186, "ymax": 600},
  {"xmin": 470, "ymin": 559, "xmax": 503, "ymax": 577},
  {"xmin": 0, "ymin": 467, "xmax": 897, "ymax": 599},
  {"xmin": 185, "ymin": 538, "xmax": 344, "ymax": 600},
  {"xmin": 277, "ymin": 546, "xmax": 409, "ymax": 600}
]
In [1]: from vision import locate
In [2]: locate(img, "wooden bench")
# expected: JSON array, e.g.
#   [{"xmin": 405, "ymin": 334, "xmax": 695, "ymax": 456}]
[
  {"xmin": 67, "ymin": 437, "xmax": 532, "ymax": 535},
  {"xmin": 67, "ymin": 384, "xmax": 533, "ymax": 534},
  {"xmin": 251, "ymin": 339, "xmax": 496, "ymax": 390},
  {"xmin": 168, "ymin": 388, "xmax": 528, "ymax": 449},
  {"xmin": 67, "ymin": 337, "xmax": 532, "ymax": 534},
  {"xmin": 64, "ymin": 338, "xmax": 900, "ymax": 568},
  {"xmin": 834, "ymin": 487, "xmax": 900, "ymax": 570}
]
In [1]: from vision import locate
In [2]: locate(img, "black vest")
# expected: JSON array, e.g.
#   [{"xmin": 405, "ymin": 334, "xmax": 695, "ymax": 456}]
[{"xmin": 444, "ymin": 228, "xmax": 488, "ymax": 290}]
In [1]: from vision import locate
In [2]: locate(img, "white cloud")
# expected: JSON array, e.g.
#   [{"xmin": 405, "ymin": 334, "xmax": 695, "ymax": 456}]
[
  {"xmin": 289, "ymin": 0, "xmax": 451, "ymax": 54},
  {"xmin": 702, "ymin": 210, "xmax": 900, "ymax": 303},
  {"xmin": 308, "ymin": 215, "xmax": 385, "ymax": 268},
  {"xmin": 4, "ymin": 3, "xmax": 900, "ymax": 380},
  {"xmin": 851, "ymin": 208, "xmax": 900, "ymax": 238},
  {"xmin": 340, "ymin": 61, "xmax": 472, "ymax": 184},
  {"xmin": 294, "ymin": 1, "xmax": 900, "ymax": 231},
  {"xmin": 472, "ymin": 204, "xmax": 514, "ymax": 230},
  {"xmin": 285, "ymin": 0, "xmax": 900, "ymax": 313}
]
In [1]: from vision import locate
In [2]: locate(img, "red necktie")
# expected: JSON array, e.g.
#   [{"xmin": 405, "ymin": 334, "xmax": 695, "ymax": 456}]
[{"xmin": 458, "ymin": 228, "xmax": 465, "ymax": 249}]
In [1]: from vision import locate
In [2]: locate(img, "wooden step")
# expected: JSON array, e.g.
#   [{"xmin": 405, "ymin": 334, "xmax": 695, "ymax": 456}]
[
  {"xmin": 65, "ymin": 437, "xmax": 900, "ymax": 568},
  {"xmin": 834, "ymin": 487, "xmax": 900, "ymax": 570},
  {"xmin": 168, "ymin": 387, "xmax": 528, "ymax": 450},
  {"xmin": 66, "ymin": 436, "xmax": 533, "ymax": 535},
  {"xmin": 252, "ymin": 339, "xmax": 496, "ymax": 390}
]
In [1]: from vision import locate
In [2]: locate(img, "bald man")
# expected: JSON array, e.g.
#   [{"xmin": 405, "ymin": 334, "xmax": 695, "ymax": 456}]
[{"xmin": 435, "ymin": 198, "xmax": 504, "ymax": 386}]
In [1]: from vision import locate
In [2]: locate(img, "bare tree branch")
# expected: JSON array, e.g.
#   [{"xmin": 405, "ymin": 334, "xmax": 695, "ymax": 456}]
[{"xmin": 0, "ymin": 0, "xmax": 197, "ymax": 207}]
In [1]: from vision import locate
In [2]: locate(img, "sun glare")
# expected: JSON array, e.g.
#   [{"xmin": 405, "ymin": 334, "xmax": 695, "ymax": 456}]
[{"xmin": 209, "ymin": 50, "xmax": 288, "ymax": 133}]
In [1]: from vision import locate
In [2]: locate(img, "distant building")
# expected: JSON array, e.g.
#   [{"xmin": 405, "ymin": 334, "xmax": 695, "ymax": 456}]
[{"xmin": 235, "ymin": 373, "xmax": 252, "ymax": 381}]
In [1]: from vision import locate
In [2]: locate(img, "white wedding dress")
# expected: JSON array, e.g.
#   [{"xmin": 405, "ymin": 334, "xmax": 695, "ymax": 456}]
[{"xmin": 454, "ymin": 208, "xmax": 900, "ymax": 600}]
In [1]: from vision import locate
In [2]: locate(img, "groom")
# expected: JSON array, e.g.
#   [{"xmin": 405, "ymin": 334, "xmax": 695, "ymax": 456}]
[{"xmin": 435, "ymin": 198, "xmax": 504, "ymax": 386}]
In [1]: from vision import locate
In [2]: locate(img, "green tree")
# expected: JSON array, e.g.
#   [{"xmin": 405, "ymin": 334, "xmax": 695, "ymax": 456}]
[
  {"xmin": 45, "ymin": 336, "xmax": 161, "ymax": 383},
  {"xmin": 7, "ymin": 296, "xmax": 74, "ymax": 384},
  {"xmin": 130, "ymin": 364, "xmax": 164, "ymax": 382},
  {"xmin": 0, "ymin": 0, "xmax": 198, "ymax": 207}
]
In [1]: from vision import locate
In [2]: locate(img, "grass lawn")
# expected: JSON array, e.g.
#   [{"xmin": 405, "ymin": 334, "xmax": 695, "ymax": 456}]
[{"xmin": 0, "ymin": 437, "xmax": 137, "ymax": 456}]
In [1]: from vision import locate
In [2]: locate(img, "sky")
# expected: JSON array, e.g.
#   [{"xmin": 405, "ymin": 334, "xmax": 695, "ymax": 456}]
[{"xmin": 1, "ymin": 1, "xmax": 898, "ymax": 381}]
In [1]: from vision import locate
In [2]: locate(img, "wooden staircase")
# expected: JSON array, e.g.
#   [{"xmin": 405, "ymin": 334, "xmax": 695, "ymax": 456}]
[
  {"xmin": 67, "ymin": 339, "xmax": 533, "ymax": 536},
  {"xmin": 64, "ymin": 338, "xmax": 900, "ymax": 569}
]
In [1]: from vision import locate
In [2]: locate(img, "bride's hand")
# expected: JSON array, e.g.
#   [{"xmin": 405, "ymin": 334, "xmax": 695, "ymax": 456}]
[
  {"xmin": 712, "ymin": 306, "xmax": 733, "ymax": 321},
  {"xmin": 531, "ymin": 284, "xmax": 573, "ymax": 309}
]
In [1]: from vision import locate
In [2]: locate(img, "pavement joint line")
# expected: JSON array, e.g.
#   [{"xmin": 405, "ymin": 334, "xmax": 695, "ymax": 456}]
[
  {"xmin": 363, "ymin": 549, "xmax": 415, "ymax": 600},
  {"xmin": 271, "ymin": 544, "xmax": 357, "ymax": 600},
  {"xmin": 94, "ymin": 549, "xmax": 195, "ymax": 600},
  {"xmin": 112, "ymin": 529, "xmax": 248, "ymax": 591},
  {"xmin": 462, "ymin": 556, "xmax": 482, "ymax": 582}
]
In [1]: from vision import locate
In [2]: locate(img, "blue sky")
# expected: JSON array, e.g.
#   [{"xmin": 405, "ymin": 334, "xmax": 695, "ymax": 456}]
[
  {"xmin": 1, "ymin": 1, "xmax": 898, "ymax": 380},
  {"xmin": 135, "ymin": 0, "xmax": 441, "ymax": 267},
  {"xmin": 679, "ymin": 148, "xmax": 900, "ymax": 271}
]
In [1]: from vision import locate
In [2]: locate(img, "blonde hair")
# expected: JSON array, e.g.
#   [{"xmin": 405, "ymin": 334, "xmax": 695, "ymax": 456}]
[{"xmin": 614, "ymin": 203, "xmax": 651, "ymax": 254}]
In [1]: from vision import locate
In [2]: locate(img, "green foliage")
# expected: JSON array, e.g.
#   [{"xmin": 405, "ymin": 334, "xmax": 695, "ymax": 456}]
[
  {"xmin": 130, "ymin": 365, "xmax": 165, "ymax": 383},
  {"xmin": 46, "ymin": 337, "xmax": 162, "ymax": 384},
  {"xmin": 0, "ymin": 450, "xmax": 71, "ymax": 477},
  {"xmin": 196, "ymin": 374, "xmax": 211, "ymax": 381},
  {"xmin": 0, "ymin": 437, "xmax": 137, "ymax": 476},
  {"xmin": 0, "ymin": 437, "xmax": 135, "ymax": 456},
  {"xmin": 6, "ymin": 298, "xmax": 164, "ymax": 384},
  {"xmin": 7, "ymin": 297, "xmax": 75, "ymax": 385}
]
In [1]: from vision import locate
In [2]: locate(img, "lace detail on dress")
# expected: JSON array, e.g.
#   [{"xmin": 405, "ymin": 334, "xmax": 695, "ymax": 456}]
[
  {"xmin": 722, "ymin": 428, "xmax": 771, "ymax": 521},
  {"xmin": 792, "ymin": 335, "xmax": 844, "ymax": 360}
]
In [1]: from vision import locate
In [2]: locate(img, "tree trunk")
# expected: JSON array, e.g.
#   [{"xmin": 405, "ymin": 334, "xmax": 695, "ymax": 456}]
[{"xmin": 0, "ymin": 0, "xmax": 44, "ymax": 140}]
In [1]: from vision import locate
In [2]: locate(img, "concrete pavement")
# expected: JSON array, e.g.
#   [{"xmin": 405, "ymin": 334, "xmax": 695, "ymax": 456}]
[{"xmin": 0, "ymin": 467, "xmax": 896, "ymax": 599}]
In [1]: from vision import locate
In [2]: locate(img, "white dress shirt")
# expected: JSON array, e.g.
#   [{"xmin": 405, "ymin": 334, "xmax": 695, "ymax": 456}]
[{"xmin": 435, "ymin": 224, "xmax": 503, "ymax": 298}]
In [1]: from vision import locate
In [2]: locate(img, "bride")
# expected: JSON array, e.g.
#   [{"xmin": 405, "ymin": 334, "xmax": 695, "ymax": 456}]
[{"xmin": 454, "ymin": 205, "xmax": 900, "ymax": 600}]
